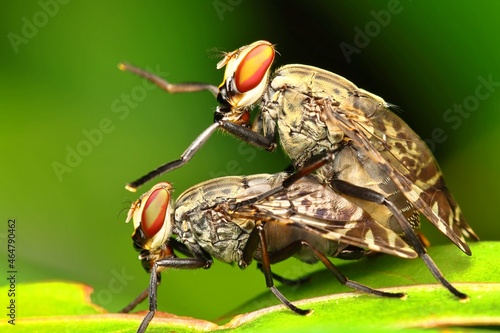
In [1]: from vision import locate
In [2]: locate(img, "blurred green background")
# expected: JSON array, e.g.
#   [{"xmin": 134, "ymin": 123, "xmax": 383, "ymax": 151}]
[{"xmin": 1, "ymin": 0, "xmax": 499, "ymax": 322}]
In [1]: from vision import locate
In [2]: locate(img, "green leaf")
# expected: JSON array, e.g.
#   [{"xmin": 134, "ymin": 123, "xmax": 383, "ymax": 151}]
[{"xmin": 1, "ymin": 242, "xmax": 499, "ymax": 332}]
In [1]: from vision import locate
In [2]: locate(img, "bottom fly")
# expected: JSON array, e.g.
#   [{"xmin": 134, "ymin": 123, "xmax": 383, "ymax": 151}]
[{"xmin": 122, "ymin": 171, "xmax": 468, "ymax": 332}]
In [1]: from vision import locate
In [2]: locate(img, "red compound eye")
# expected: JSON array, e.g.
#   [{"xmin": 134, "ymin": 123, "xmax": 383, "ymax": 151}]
[
  {"xmin": 141, "ymin": 187, "xmax": 170, "ymax": 238},
  {"xmin": 234, "ymin": 43, "xmax": 274, "ymax": 93}
]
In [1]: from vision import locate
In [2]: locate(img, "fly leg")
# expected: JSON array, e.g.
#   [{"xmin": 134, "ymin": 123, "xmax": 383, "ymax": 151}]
[
  {"xmin": 120, "ymin": 285, "xmax": 150, "ymax": 314},
  {"xmin": 136, "ymin": 244, "xmax": 212, "ymax": 333},
  {"xmin": 122, "ymin": 240, "xmax": 185, "ymax": 313},
  {"xmin": 120, "ymin": 62, "xmax": 220, "ymax": 192},
  {"xmin": 120, "ymin": 64, "xmax": 277, "ymax": 192},
  {"xmin": 242, "ymin": 223, "xmax": 403, "ymax": 316},
  {"xmin": 232, "ymin": 151, "xmax": 333, "ymax": 209},
  {"xmin": 126, "ymin": 121, "xmax": 276, "ymax": 191},
  {"xmin": 119, "ymin": 63, "xmax": 219, "ymax": 96},
  {"xmin": 256, "ymin": 224, "xmax": 311, "ymax": 315},
  {"xmin": 240, "ymin": 223, "xmax": 311, "ymax": 315},
  {"xmin": 297, "ymin": 240, "xmax": 405, "ymax": 298},
  {"xmin": 256, "ymin": 262, "xmax": 310, "ymax": 286},
  {"xmin": 330, "ymin": 179, "xmax": 468, "ymax": 300},
  {"xmin": 261, "ymin": 239, "xmax": 404, "ymax": 298},
  {"xmin": 126, "ymin": 122, "xmax": 219, "ymax": 191}
]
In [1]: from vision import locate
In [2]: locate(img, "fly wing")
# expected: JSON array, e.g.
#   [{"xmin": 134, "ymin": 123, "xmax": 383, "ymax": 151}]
[
  {"xmin": 325, "ymin": 102, "xmax": 478, "ymax": 254},
  {"xmin": 231, "ymin": 177, "xmax": 417, "ymax": 259}
]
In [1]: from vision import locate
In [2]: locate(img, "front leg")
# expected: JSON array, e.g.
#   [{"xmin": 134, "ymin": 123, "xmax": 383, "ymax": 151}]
[
  {"xmin": 126, "ymin": 122, "xmax": 221, "ymax": 191},
  {"xmin": 126, "ymin": 120, "xmax": 276, "ymax": 192},
  {"xmin": 136, "ymin": 245, "xmax": 212, "ymax": 333},
  {"xmin": 119, "ymin": 63, "xmax": 219, "ymax": 96},
  {"xmin": 220, "ymin": 121, "xmax": 276, "ymax": 152}
]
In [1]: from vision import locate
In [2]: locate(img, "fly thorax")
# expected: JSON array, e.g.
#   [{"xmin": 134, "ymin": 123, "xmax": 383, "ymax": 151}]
[
  {"xmin": 179, "ymin": 208, "xmax": 251, "ymax": 264},
  {"xmin": 172, "ymin": 219, "xmax": 196, "ymax": 246},
  {"xmin": 271, "ymin": 91, "xmax": 341, "ymax": 169}
]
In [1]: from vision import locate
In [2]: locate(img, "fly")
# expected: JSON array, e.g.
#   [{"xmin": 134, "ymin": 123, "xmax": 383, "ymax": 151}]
[{"xmin": 122, "ymin": 166, "xmax": 466, "ymax": 332}]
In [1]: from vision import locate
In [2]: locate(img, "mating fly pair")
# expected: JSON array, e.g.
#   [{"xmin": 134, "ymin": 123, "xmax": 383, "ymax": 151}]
[{"xmin": 120, "ymin": 41, "xmax": 478, "ymax": 331}]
